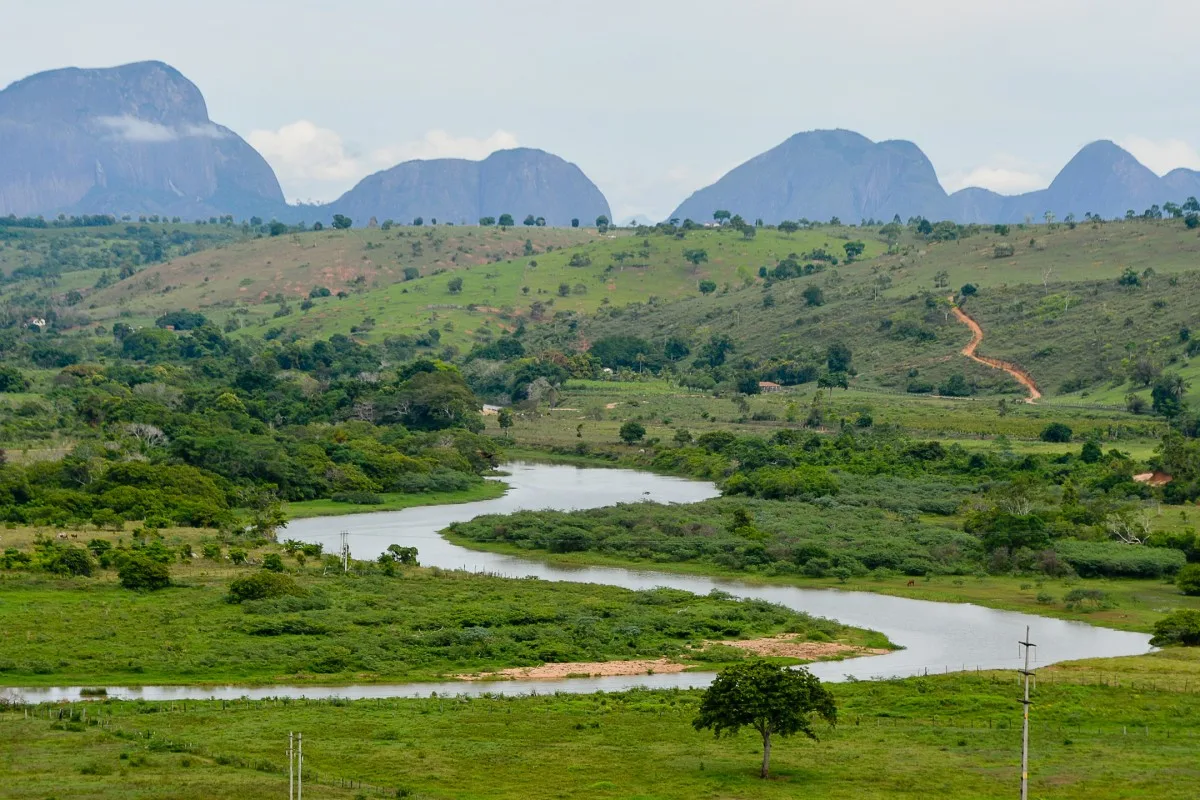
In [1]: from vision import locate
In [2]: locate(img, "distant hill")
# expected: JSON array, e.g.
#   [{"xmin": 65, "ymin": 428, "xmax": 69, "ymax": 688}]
[
  {"xmin": 671, "ymin": 130, "xmax": 1200, "ymax": 225},
  {"xmin": 951, "ymin": 141, "xmax": 1174, "ymax": 223},
  {"xmin": 670, "ymin": 130, "xmax": 950, "ymax": 225},
  {"xmin": 320, "ymin": 148, "xmax": 611, "ymax": 228},
  {"xmin": 0, "ymin": 61, "xmax": 286, "ymax": 219}
]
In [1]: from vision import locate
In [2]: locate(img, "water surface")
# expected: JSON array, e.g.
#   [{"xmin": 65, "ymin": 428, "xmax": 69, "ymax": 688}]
[{"xmin": 16, "ymin": 462, "xmax": 1151, "ymax": 703}]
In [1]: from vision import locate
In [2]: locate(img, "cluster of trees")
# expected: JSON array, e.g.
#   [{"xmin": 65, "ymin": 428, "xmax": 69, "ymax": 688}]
[{"xmin": 0, "ymin": 314, "xmax": 500, "ymax": 531}]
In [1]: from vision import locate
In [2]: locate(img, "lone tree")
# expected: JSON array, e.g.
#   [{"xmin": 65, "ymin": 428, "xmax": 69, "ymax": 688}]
[
  {"xmin": 698, "ymin": 280, "xmax": 717, "ymax": 295},
  {"xmin": 498, "ymin": 213, "xmax": 515, "ymax": 227},
  {"xmin": 497, "ymin": 407, "xmax": 514, "ymax": 437},
  {"xmin": 683, "ymin": 248, "xmax": 709, "ymax": 272},
  {"xmin": 331, "ymin": 214, "xmax": 353, "ymax": 230},
  {"xmin": 619, "ymin": 420, "xmax": 646, "ymax": 444},
  {"xmin": 694, "ymin": 660, "xmax": 836, "ymax": 778}
]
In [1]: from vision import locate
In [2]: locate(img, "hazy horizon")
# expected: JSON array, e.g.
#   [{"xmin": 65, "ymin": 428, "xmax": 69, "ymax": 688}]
[{"xmin": 3, "ymin": 0, "xmax": 1199, "ymax": 222}]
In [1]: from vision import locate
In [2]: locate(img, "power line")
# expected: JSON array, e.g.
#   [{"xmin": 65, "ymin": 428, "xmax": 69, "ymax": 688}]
[{"xmin": 1018, "ymin": 625, "xmax": 1036, "ymax": 800}]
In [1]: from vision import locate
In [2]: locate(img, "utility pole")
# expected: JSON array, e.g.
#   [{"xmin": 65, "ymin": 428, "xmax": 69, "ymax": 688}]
[
  {"xmin": 288, "ymin": 732, "xmax": 294, "ymax": 800},
  {"xmin": 1018, "ymin": 626, "xmax": 1036, "ymax": 800},
  {"xmin": 297, "ymin": 732, "xmax": 303, "ymax": 800},
  {"xmin": 340, "ymin": 530, "xmax": 350, "ymax": 573}
]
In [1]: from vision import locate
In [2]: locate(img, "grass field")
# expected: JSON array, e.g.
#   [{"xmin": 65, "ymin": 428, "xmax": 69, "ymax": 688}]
[
  {"xmin": 0, "ymin": 523, "xmax": 885, "ymax": 687},
  {"xmin": 487, "ymin": 378, "xmax": 1165, "ymax": 457},
  {"xmin": 4, "ymin": 652, "xmax": 1199, "ymax": 799}
]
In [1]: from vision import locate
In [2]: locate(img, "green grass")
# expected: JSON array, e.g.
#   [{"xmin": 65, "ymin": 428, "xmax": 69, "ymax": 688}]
[
  {"xmin": 283, "ymin": 480, "xmax": 508, "ymax": 519},
  {"xmin": 4, "ymin": 654, "xmax": 1200, "ymax": 799},
  {"xmin": 486, "ymin": 378, "xmax": 1163, "ymax": 454},
  {"xmin": 0, "ymin": 542, "xmax": 881, "ymax": 686},
  {"xmin": 80, "ymin": 225, "xmax": 604, "ymax": 344}
]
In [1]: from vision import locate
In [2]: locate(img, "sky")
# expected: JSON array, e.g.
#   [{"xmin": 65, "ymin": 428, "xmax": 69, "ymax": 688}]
[{"xmin": 3, "ymin": 0, "xmax": 1200, "ymax": 223}]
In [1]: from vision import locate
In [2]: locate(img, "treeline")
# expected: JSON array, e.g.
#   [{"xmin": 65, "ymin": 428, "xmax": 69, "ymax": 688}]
[{"xmin": 0, "ymin": 319, "xmax": 498, "ymax": 530}]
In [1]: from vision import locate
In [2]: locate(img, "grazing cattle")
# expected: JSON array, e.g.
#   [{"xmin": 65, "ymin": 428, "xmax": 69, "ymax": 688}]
[
  {"xmin": 906, "ymin": 579, "xmax": 916, "ymax": 587},
  {"xmin": 56, "ymin": 532, "xmax": 68, "ymax": 540}
]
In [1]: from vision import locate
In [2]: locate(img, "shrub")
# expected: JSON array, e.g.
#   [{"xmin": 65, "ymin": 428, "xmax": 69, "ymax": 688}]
[
  {"xmin": 619, "ymin": 421, "xmax": 646, "ymax": 444},
  {"xmin": 261, "ymin": 553, "xmax": 285, "ymax": 572},
  {"xmin": 1063, "ymin": 588, "xmax": 1112, "ymax": 611},
  {"xmin": 44, "ymin": 545, "xmax": 94, "ymax": 577},
  {"xmin": 1040, "ymin": 422, "xmax": 1073, "ymax": 443},
  {"xmin": 1055, "ymin": 540, "xmax": 1185, "ymax": 578},
  {"xmin": 118, "ymin": 554, "xmax": 171, "ymax": 591},
  {"xmin": 1150, "ymin": 609, "xmax": 1200, "ymax": 646},
  {"xmin": 228, "ymin": 571, "xmax": 303, "ymax": 603},
  {"xmin": 1177, "ymin": 563, "xmax": 1200, "ymax": 596}
]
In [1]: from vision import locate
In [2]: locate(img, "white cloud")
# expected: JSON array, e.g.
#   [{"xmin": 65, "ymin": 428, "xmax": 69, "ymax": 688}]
[
  {"xmin": 371, "ymin": 129, "xmax": 519, "ymax": 166},
  {"xmin": 1119, "ymin": 136, "xmax": 1200, "ymax": 175},
  {"xmin": 247, "ymin": 120, "xmax": 362, "ymax": 184},
  {"xmin": 247, "ymin": 121, "xmax": 519, "ymax": 203},
  {"xmin": 95, "ymin": 115, "xmax": 228, "ymax": 143},
  {"xmin": 940, "ymin": 165, "xmax": 1047, "ymax": 195}
]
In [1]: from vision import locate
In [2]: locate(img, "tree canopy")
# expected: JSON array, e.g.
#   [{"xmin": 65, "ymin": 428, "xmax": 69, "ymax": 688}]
[{"xmin": 694, "ymin": 660, "xmax": 836, "ymax": 778}]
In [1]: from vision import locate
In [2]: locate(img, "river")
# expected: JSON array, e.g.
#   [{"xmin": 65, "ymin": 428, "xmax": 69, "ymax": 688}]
[{"xmin": 16, "ymin": 462, "xmax": 1151, "ymax": 703}]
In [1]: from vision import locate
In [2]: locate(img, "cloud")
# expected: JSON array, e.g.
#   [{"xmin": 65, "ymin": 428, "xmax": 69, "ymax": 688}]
[
  {"xmin": 247, "ymin": 121, "xmax": 519, "ymax": 203},
  {"xmin": 95, "ymin": 115, "xmax": 228, "ymax": 143},
  {"xmin": 1119, "ymin": 136, "xmax": 1200, "ymax": 175},
  {"xmin": 371, "ymin": 129, "xmax": 519, "ymax": 165},
  {"xmin": 940, "ymin": 164, "xmax": 1047, "ymax": 195},
  {"xmin": 247, "ymin": 120, "xmax": 362, "ymax": 184}
]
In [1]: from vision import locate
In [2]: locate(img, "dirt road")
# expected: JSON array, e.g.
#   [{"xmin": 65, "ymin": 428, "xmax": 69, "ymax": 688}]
[{"xmin": 950, "ymin": 300, "xmax": 1042, "ymax": 403}]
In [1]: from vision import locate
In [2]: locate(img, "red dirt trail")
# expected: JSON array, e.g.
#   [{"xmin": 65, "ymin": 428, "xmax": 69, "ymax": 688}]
[{"xmin": 949, "ymin": 299, "xmax": 1042, "ymax": 404}]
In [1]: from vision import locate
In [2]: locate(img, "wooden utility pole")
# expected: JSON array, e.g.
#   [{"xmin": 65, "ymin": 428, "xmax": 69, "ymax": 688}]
[
  {"xmin": 297, "ymin": 732, "xmax": 303, "ymax": 800},
  {"xmin": 340, "ymin": 530, "xmax": 350, "ymax": 573},
  {"xmin": 1018, "ymin": 626, "xmax": 1036, "ymax": 800},
  {"xmin": 288, "ymin": 732, "xmax": 294, "ymax": 800}
]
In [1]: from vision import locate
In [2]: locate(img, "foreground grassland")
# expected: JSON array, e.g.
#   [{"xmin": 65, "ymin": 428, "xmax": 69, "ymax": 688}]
[
  {"xmin": 0, "ymin": 528, "xmax": 882, "ymax": 686},
  {"xmin": 4, "ymin": 653, "xmax": 1199, "ymax": 799}
]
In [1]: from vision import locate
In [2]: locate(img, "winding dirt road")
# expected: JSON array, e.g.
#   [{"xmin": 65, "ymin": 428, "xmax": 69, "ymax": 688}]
[{"xmin": 949, "ymin": 299, "xmax": 1042, "ymax": 403}]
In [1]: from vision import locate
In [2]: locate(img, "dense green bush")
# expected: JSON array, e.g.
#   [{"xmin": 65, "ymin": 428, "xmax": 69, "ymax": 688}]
[
  {"xmin": 1054, "ymin": 540, "xmax": 1186, "ymax": 578},
  {"xmin": 1040, "ymin": 423, "xmax": 1073, "ymax": 443},
  {"xmin": 117, "ymin": 554, "xmax": 171, "ymax": 591},
  {"xmin": 723, "ymin": 466, "xmax": 839, "ymax": 500},
  {"xmin": 228, "ymin": 572, "xmax": 303, "ymax": 603},
  {"xmin": 1177, "ymin": 563, "xmax": 1200, "ymax": 596},
  {"xmin": 1150, "ymin": 609, "xmax": 1200, "ymax": 646},
  {"xmin": 42, "ymin": 545, "xmax": 94, "ymax": 577}
]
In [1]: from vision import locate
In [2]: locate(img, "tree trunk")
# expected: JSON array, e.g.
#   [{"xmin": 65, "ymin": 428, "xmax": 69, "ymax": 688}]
[{"xmin": 760, "ymin": 729, "xmax": 772, "ymax": 779}]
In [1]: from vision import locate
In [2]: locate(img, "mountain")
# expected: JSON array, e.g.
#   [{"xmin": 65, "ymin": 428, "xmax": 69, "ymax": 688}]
[
  {"xmin": 1162, "ymin": 168, "xmax": 1200, "ymax": 203},
  {"xmin": 671, "ymin": 131, "xmax": 1200, "ymax": 225},
  {"xmin": 670, "ymin": 130, "xmax": 949, "ymax": 225},
  {"xmin": 1000, "ymin": 141, "xmax": 1165, "ymax": 222},
  {"xmin": 322, "ymin": 148, "xmax": 611, "ymax": 228},
  {"xmin": 0, "ymin": 61, "xmax": 285, "ymax": 219}
]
